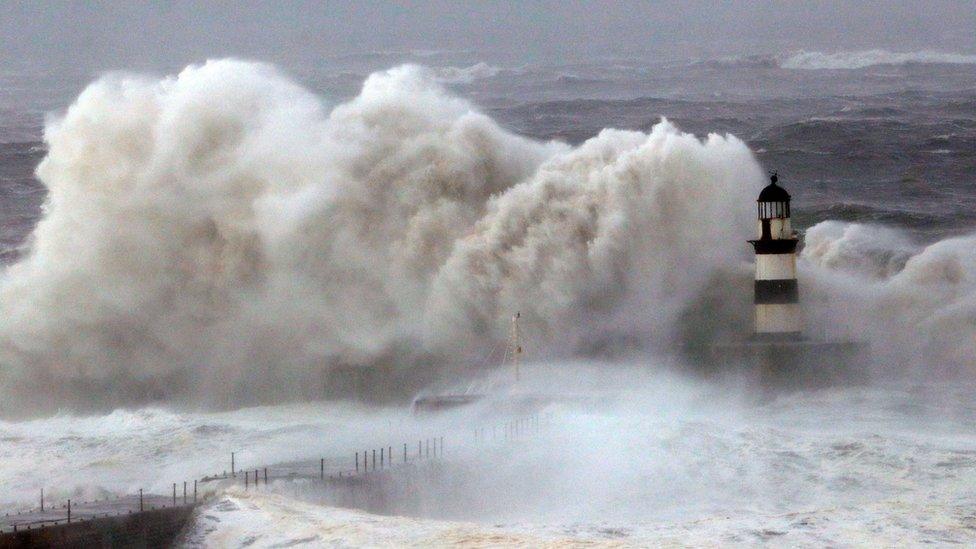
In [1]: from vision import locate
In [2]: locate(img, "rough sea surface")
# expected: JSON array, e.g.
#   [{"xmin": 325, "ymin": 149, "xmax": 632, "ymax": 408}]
[
  {"xmin": 3, "ymin": 378, "xmax": 976, "ymax": 546},
  {"xmin": 1, "ymin": 49, "xmax": 975, "ymax": 546}
]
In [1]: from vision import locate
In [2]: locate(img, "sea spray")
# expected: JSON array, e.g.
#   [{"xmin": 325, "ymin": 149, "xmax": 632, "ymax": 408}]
[
  {"xmin": 3, "ymin": 59, "xmax": 975, "ymax": 415},
  {"xmin": 0, "ymin": 60, "xmax": 764, "ymax": 413},
  {"xmin": 802, "ymin": 221, "xmax": 976, "ymax": 377}
]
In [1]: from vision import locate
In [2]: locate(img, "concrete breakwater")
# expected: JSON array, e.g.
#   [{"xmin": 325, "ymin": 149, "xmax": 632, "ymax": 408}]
[
  {"xmin": 1, "ymin": 414, "xmax": 542, "ymax": 547},
  {"xmin": 0, "ymin": 506, "xmax": 196, "ymax": 549}
]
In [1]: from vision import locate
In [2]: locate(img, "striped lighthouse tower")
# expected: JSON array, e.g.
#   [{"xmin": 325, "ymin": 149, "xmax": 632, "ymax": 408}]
[{"xmin": 749, "ymin": 172, "xmax": 802, "ymax": 339}]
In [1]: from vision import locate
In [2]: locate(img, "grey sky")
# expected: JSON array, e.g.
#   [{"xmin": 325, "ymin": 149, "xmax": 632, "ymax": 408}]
[{"xmin": 2, "ymin": 1, "xmax": 975, "ymax": 71}]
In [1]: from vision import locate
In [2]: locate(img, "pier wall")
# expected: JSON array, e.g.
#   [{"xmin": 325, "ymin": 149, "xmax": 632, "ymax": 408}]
[
  {"xmin": 0, "ymin": 415, "xmax": 541, "ymax": 547},
  {"xmin": 0, "ymin": 506, "xmax": 196, "ymax": 549}
]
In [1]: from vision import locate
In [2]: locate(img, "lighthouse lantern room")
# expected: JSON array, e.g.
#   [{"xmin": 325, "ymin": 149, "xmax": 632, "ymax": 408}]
[{"xmin": 749, "ymin": 173, "xmax": 802, "ymax": 339}]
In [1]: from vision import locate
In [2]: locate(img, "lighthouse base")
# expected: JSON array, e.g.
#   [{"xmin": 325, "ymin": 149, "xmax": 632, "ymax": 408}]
[{"xmin": 708, "ymin": 338, "xmax": 869, "ymax": 390}]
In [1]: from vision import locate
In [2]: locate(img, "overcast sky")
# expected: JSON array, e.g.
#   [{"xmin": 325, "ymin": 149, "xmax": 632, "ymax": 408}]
[{"xmin": 2, "ymin": 1, "xmax": 975, "ymax": 72}]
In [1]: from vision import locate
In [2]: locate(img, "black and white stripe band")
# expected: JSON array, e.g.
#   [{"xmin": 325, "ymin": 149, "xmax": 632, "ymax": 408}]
[
  {"xmin": 754, "ymin": 279, "xmax": 799, "ymax": 304},
  {"xmin": 749, "ymin": 239, "xmax": 798, "ymax": 255}
]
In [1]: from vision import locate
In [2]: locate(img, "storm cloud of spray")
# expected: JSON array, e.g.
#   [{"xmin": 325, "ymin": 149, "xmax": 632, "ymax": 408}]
[
  {"xmin": 801, "ymin": 221, "xmax": 976, "ymax": 377},
  {"xmin": 0, "ymin": 59, "xmax": 764, "ymax": 413}
]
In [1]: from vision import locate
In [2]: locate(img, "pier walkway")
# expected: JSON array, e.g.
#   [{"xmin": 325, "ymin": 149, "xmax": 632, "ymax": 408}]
[{"xmin": 0, "ymin": 414, "xmax": 542, "ymax": 545}]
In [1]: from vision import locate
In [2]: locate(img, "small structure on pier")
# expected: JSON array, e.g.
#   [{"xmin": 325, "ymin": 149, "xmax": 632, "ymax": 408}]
[{"xmin": 411, "ymin": 313, "xmax": 525, "ymax": 413}]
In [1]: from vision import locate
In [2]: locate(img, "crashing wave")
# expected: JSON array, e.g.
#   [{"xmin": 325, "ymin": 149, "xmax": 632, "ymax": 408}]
[
  {"xmin": 432, "ymin": 62, "xmax": 502, "ymax": 84},
  {"xmin": 2, "ymin": 58, "xmax": 976, "ymax": 413},
  {"xmin": 0, "ymin": 59, "xmax": 762, "ymax": 410},
  {"xmin": 781, "ymin": 49, "xmax": 976, "ymax": 70}
]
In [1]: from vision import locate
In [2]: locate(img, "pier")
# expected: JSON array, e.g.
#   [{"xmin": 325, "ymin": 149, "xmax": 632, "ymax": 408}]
[{"xmin": 0, "ymin": 415, "xmax": 543, "ymax": 547}]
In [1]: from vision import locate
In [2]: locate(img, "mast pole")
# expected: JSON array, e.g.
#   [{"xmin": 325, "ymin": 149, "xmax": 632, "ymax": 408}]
[{"xmin": 513, "ymin": 312, "xmax": 521, "ymax": 381}]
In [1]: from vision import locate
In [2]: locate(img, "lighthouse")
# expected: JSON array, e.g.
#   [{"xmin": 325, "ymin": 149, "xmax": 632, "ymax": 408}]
[
  {"xmin": 749, "ymin": 173, "xmax": 801, "ymax": 339},
  {"xmin": 707, "ymin": 171, "xmax": 866, "ymax": 388}
]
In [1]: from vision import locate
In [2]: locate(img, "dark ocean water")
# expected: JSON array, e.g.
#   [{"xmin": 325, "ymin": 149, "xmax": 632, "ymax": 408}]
[{"xmin": 1, "ymin": 51, "xmax": 975, "ymax": 261}]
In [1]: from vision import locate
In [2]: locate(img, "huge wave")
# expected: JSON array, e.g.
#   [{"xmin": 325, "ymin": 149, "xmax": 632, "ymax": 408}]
[
  {"xmin": 802, "ymin": 221, "xmax": 976, "ymax": 375},
  {"xmin": 0, "ymin": 60, "xmax": 763, "ymax": 413},
  {"xmin": 0, "ymin": 59, "xmax": 974, "ymax": 416}
]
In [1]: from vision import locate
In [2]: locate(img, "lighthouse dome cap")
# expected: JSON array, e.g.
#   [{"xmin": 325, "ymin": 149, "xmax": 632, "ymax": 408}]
[{"xmin": 757, "ymin": 172, "xmax": 791, "ymax": 202}]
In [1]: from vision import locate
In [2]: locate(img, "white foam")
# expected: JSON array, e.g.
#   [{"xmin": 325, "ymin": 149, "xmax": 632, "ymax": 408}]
[
  {"xmin": 802, "ymin": 221, "xmax": 976, "ymax": 373},
  {"xmin": 0, "ymin": 401, "xmax": 437, "ymax": 510},
  {"xmin": 0, "ymin": 59, "xmax": 762, "ymax": 409},
  {"xmin": 5, "ymin": 370, "xmax": 976, "ymax": 544},
  {"xmin": 781, "ymin": 49, "xmax": 976, "ymax": 70},
  {"xmin": 432, "ymin": 62, "xmax": 502, "ymax": 84},
  {"xmin": 174, "ymin": 379, "xmax": 976, "ymax": 546}
]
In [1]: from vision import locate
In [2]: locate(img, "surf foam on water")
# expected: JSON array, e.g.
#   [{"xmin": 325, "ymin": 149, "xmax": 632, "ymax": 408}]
[
  {"xmin": 0, "ymin": 400, "xmax": 448, "ymax": 510},
  {"xmin": 3, "ymin": 363, "xmax": 976, "ymax": 545},
  {"xmin": 184, "ymin": 486, "xmax": 976, "ymax": 547},
  {"xmin": 781, "ymin": 49, "xmax": 976, "ymax": 70},
  {"xmin": 183, "ymin": 491, "xmax": 602, "ymax": 548},
  {"xmin": 166, "ymin": 377, "xmax": 976, "ymax": 547}
]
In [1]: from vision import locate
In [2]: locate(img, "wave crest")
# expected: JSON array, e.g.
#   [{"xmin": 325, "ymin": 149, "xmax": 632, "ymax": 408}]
[{"xmin": 781, "ymin": 49, "xmax": 976, "ymax": 70}]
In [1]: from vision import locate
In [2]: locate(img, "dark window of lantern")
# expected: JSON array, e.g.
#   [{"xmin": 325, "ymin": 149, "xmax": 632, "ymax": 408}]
[{"xmin": 759, "ymin": 201, "xmax": 789, "ymax": 219}]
